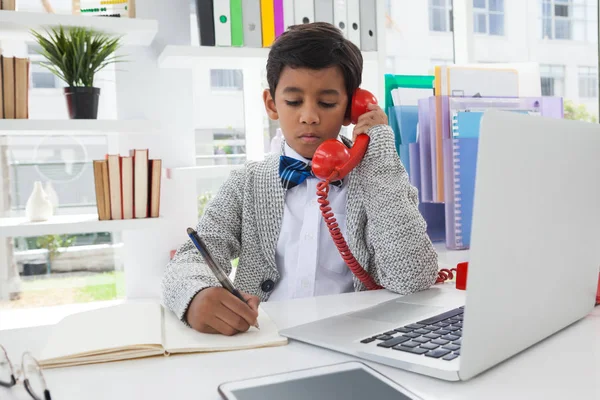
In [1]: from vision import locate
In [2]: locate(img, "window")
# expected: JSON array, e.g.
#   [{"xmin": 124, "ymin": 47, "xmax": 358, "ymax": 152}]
[
  {"xmin": 474, "ymin": 0, "xmax": 505, "ymax": 35},
  {"xmin": 541, "ymin": 0, "xmax": 598, "ymax": 41},
  {"xmin": 540, "ymin": 65, "xmax": 566, "ymax": 96},
  {"xmin": 429, "ymin": 0, "xmax": 453, "ymax": 32},
  {"xmin": 578, "ymin": 66, "xmax": 598, "ymax": 97},
  {"xmin": 27, "ymin": 44, "xmax": 61, "ymax": 89},
  {"xmin": 210, "ymin": 69, "xmax": 243, "ymax": 91}
]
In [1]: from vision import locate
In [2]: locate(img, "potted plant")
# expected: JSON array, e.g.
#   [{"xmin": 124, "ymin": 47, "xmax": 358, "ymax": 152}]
[{"xmin": 30, "ymin": 25, "xmax": 124, "ymax": 119}]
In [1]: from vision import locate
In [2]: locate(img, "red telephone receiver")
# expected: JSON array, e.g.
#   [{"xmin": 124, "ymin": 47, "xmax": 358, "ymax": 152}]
[
  {"xmin": 311, "ymin": 88, "xmax": 377, "ymax": 183},
  {"xmin": 311, "ymin": 88, "xmax": 453, "ymax": 291}
]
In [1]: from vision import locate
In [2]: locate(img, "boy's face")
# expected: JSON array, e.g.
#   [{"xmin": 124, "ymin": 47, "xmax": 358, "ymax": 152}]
[{"xmin": 263, "ymin": 66, "xmax": 351, "ymax": 159}]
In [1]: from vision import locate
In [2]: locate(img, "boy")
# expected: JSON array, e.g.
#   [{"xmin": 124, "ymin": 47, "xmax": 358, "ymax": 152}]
[{"xmin": 162, "ymin": 23, "xmax": 438, "ymax": 336}]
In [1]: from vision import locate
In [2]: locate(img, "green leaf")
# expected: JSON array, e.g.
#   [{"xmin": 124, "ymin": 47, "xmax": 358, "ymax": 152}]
[{"xmin": 30, "ymin": 25, "xmax": 125, "ymax": 88}]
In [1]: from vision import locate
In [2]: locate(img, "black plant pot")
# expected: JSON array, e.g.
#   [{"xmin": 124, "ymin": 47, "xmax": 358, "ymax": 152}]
[{"xmin": 64, "ymin": 86, "xmax": 101, "ymax": 119}]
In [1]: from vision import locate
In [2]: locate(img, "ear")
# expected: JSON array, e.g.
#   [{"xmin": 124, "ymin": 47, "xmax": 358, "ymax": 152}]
[{"xmin": 263, "ymin": 89, "xmax": 279, "ymax": 120}]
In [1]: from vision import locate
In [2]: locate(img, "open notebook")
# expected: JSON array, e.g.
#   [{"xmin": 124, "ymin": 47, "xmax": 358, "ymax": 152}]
[{"xmin": 39, "ymin": 302, "xmax": 288, "ymax": 368}]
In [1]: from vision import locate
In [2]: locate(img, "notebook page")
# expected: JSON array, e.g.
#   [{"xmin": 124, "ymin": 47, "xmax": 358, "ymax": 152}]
[
  {"xmin": 40, "ymin": 302, "xmax": 163, "ymax": 362},
  {"xmin": 163, "ymin": 306, "xmax": 288, "ymax": 353}
]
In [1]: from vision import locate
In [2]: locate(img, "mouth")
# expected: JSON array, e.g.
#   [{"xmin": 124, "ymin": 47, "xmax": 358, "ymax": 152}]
[{"xmin": 298, "ymin": 133, "xmax": 321, "ymax": 144}]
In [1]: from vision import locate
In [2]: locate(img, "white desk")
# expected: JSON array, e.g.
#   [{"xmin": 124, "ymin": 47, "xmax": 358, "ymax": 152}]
[{"xmin": 1, "ymin": 284, "xmax": 599, "ymax": 400}]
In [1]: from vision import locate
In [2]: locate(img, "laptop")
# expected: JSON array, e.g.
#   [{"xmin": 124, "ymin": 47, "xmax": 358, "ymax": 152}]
[{"xmin": 279, "ymin": 110, "xmax": 600, "ymax": 381}]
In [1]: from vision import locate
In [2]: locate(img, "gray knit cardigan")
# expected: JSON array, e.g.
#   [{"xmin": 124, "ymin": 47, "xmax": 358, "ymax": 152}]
[{"xmin": 161, "ymin": 124, "xmax": 439, "ymax": 322}]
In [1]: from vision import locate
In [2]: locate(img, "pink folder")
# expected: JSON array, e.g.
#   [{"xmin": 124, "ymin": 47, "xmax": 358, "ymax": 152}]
[{"xmin": 274, "ymin": 0, "xmax": 284, "ymax": 37}]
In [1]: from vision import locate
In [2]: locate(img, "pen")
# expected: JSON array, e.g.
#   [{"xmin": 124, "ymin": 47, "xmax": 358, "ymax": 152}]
[{"xmin": 186, "ymin": 227, "xmax": 260, "ymax": 330}]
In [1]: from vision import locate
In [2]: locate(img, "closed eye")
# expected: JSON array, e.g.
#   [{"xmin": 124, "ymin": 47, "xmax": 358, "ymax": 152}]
[
  {"xmin": 285, "ymin": 100, "xmax": 301, "ymax": 107},
  {"xmin": 319, "ymin": 102, "xmax": 336, "ymax": 108}
]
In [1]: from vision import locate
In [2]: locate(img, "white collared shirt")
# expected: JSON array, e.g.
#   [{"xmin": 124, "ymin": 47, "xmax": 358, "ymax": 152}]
[{"xmin": 269, "ymin": 142, "xmax": 355, "ymax": 301}]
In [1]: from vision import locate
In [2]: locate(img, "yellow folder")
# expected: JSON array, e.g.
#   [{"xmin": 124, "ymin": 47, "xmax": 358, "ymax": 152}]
[{"xmin": 261, "ymin": 0, "xmax": 275, "ymax": 47}]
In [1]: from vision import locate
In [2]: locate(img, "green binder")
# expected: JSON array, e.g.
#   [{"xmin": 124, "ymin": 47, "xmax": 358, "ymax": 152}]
[{"xmin": 230, "ymin": 0, "xmax": 244, "ymax": 47}]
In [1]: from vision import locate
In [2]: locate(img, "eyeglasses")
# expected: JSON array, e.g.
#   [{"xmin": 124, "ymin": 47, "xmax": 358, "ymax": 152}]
[{"xmin": 0, "ymin": 344, "xmax": 52, "ymax": 400}]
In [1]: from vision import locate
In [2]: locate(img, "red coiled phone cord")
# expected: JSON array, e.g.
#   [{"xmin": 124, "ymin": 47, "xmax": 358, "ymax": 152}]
[
  {"xmin": 317, "ymin": 181, "xmax": 383, "ymax": 290},
  {"xmin": 317, "ymin": 181, "xmax": 457, "ymax": 290}
]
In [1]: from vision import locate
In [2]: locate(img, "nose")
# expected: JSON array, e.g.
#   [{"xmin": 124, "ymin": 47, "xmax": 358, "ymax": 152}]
[{"xmin": 299, "ymin": 104, "xmax": 320, "ymax": 125}]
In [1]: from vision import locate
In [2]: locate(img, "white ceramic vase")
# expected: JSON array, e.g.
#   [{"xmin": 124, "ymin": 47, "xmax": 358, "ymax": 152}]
[
  {"xmin": 45, "ymin": 181, "xmax": 60, "ymax": 212},
  {"xmin": 25, "ymin": 181, "xmax": 54, "ymax": 222}
]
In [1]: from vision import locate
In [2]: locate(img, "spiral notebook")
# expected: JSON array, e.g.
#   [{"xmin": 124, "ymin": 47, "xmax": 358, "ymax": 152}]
[{"xmin": 39, "ymin": 302, "xmax": 288, "ymax": 369}]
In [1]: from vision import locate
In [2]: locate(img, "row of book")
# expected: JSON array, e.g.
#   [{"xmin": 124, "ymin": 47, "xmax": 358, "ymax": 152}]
[
  {"xmin": 196, "ymin": 0, "xmax": 377, "ymax": 51},
  {"xmin": 0, "ymin": 55, "xmax": 29, "ymax": 119},
  {"xmin": 73, "ymin": 0, "xmax": 136, "ymax": 18},
  {"xmin": 0, "ymin": 0, "xmax": 15, "ymax": 10},
  {"xmin": 386, "ymin": 66, "xmax": 564, "ymax": 250},
  {"xmin": 93, "ymin": 149, "xmax": 162, "ymax": 221}
]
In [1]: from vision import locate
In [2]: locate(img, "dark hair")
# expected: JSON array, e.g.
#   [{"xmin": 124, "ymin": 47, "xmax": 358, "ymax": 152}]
[{"xmin": 266, "ymin": 22, "xmax": 363, "ymax": 106}]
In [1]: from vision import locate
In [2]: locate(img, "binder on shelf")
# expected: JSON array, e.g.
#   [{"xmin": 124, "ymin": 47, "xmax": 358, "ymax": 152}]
[
  {"xmin": 358, "ymin": 0, "xmax": 377, "ymax": 51},
  {"xmin": 314, "ymin": 0, "xmax": 334, "ymax": 24},
  {"xmin": 333, "ymin": 0, "xmax": 348, "ymax": 36},
  {"xmin": 260, "ymin": 0, "xmax": 275, "ymax": 47},
  {"xmin": 443, "ymin": 137, "xmax": 478, "ymax": 250},
  {"xmin": 230, "ymin": 0, "xmax": 244, "ymax": 47},
  {"xmin": 214, "ymin": 0, "xmax": 232, "ymax": 46},
  {"xmin": 242, "ymin": 0, "xmax": 262, "ymax": 48},
  {"xmin": 273, "ymin": 0, "xmax": 285, "ymax": 37},
  {"xmin": 346, "ymin": 0, "xmax": 361, "ymax": 49},
  {"xmin": 282, "ymin": 0, "xmax": 295, "ymax": 31},
  {"xmin": 294, "ymin": 0, "xmax": 314, "ymax": 24},
  {"xmin": 391, "ymin": 105, "xmax": 418, "ymax": 177},
  {"xmin": 196, "ymin": 0, "xmax": 216, "ymax": 46},
  {"xmin": 418, "ymin": 98, "xmax": 433, "ymax": 203}
]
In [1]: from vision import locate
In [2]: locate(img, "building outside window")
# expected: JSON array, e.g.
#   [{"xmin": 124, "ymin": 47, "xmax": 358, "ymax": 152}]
[
  {"xmin": 429, "ymin": 0, "xmax": 453, "ymax": 32},
  {"xmin": 473, "ymin": 0, "xmax": 505, "ymax": 35}
]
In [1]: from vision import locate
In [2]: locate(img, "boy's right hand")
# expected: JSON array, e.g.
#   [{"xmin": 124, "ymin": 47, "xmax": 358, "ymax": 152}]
[{"xmin": 186, "ymin": 287, "xmax": 260, "ymax": 336}]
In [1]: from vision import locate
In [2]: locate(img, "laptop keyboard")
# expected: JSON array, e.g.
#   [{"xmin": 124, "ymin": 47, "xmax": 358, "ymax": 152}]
[{"xmin": 360, "ymin": 306, "xmax": 464, "ymax": 361}]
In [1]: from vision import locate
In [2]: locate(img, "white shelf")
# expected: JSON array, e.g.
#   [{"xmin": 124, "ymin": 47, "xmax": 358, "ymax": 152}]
[
  {"xmin": 0, "ymin": 214, "xmax": 165, "ymax": 237},
  {"xmin": 166, "ymin": 164, "xmax": 244, "ymax": 179},
  {"xmin": 0, "ymin": 10, "xmax": 157, "ymax": 46},
  {"xmin": 158, "ymin": 45, "xmax": 379, "ymax": 69},
  {"xmin": 0, "ymin": 119, "xmax": 160, "ymax": 136}
]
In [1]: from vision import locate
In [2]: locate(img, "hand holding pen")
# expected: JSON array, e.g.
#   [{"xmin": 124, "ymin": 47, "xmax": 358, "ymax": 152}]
[{"xmin": 185, "ymin": 228, "xmax": 260, "ymax": 335}]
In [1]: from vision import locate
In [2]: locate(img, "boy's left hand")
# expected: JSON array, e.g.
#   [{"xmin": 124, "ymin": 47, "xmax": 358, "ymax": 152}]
[{"xmin": 352, "ymin": 103, "xmax": 388, "ymax": 141}]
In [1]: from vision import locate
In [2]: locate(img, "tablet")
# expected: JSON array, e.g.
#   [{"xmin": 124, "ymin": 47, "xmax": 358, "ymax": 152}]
[{"xmin": 218, "ymin": 361, "xmax": 423, "ymax": 400}]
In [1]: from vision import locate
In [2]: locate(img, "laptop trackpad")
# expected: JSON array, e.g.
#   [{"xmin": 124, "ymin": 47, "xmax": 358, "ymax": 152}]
[{"xmin": 348, "ymin": 301, "xmax": 445, "ymax": 324}]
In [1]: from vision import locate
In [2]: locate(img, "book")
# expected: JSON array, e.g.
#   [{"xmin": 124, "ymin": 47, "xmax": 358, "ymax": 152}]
[
  {"xmin": 14, "ymin": 57, "xmax": 29, "ymax": 119},
  {"xmin": 130, "ymin": 149, "xmax": 148, "ymax": 218},
  {"xmin": 92, "ymin": 160, "xmax": 111, "ymax": 221},
  {"xmin": 2, "ymin": 56, "xmax": 15, "ymax": 119},
  {"xmin": 121, "ymin": 156, "xmax": 134, "ymax": 219},
  {"xmin": 0, "ymin": 55, "xmax": 3, "ymax": 119},
  {"xmin": 1, "ymin": 0, "xmax": 16, "ymax": 10},
  {"xmin": 105, "ymin": 154, "xmax": 123, "ymax": 220},
  {"xmin": 38, "ymin": 302, "xmax": 288, "ymax": 369},
  {"xmin": 148, "ymin": 159, "xmax": 162, "ymax": 218}
]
